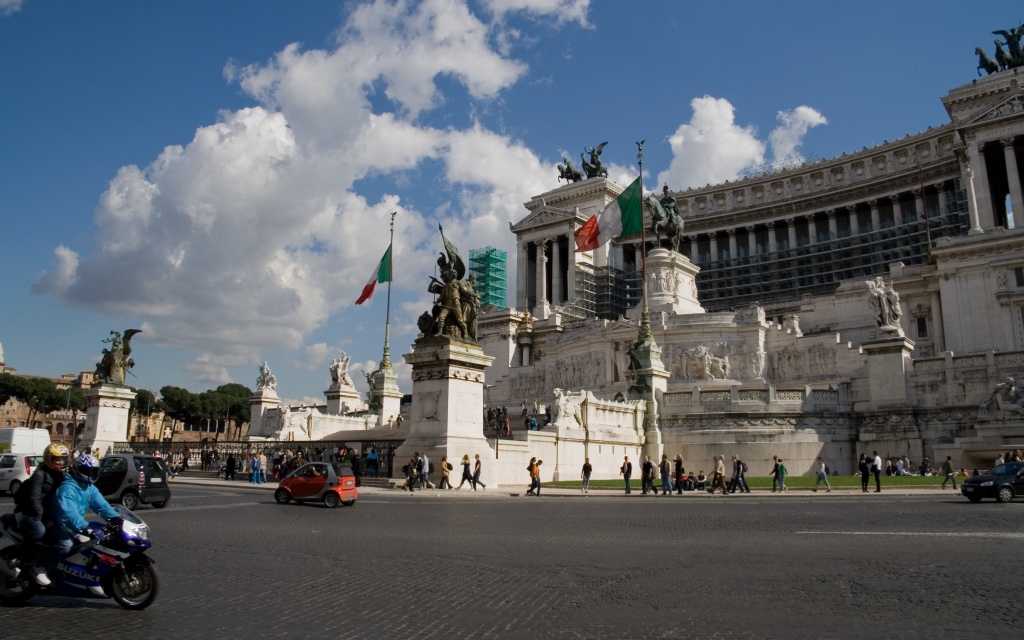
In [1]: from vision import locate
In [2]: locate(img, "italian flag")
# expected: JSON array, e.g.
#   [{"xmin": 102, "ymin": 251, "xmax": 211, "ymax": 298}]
[
  {"xmin": 573, "ymin": 176, "xmax": 643, "ymax": 252},
  {"xmin": 355, "ymin": 245, "xmax": 392, "ymax": 305}
]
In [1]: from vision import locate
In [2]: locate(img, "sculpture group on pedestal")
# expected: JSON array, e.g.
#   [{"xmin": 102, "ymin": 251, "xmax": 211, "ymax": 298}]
[
  {"xmin": 256, "ymin": 361, "xmax": 277, "ymax": 391},
  {"xmin": 980, "ymin": 376, "xmax": 1024, "ymax": 419},
  {"xmin": 417, "ymin": 226, "xmax": 480, "ymax": 343},
  {"xmin": 975, "ymin": 23, "xmax": 1024, "ymax": 75},
  {"xmin": 329, "ymin": 353, "xmax": 355, "ymax": 389},
  {"xmin": 647, "ymin": 186, "xmax": 684, "ymax": 253},
  {"xmin": 94, "ymin": 329, "xmax": 141, "ymax": 386},
  {"xmin": 866, "ymin": 276, "xmax": 903, "ymax": 336}
]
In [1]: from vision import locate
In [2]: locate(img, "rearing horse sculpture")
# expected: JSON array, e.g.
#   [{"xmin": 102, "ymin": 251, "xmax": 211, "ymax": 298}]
[{"xmin": 646, "ymin": 194, "xmax": 684, "ymax": 253}]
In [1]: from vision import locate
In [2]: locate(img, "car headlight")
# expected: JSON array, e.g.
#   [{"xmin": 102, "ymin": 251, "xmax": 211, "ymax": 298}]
[{"xmin": 981, "ymin": 480, "xmax": 994, "ymax": 487}]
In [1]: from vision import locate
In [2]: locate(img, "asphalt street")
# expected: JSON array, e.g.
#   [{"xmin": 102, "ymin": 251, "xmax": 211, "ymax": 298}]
[{"xmin": 1, "ymin": 481, "xmax": 1020, "ymax": 639}]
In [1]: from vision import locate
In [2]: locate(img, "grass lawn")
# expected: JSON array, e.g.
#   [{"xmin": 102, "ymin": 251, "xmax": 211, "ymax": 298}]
[{"xmin": 546, "ymin": 475, "xmax": 960, "ymax": 490}]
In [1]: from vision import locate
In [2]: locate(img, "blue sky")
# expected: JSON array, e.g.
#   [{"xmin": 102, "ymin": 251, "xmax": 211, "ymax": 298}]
[{"xmin": 1, "ymin": 0, "xmax": 1021, "ymax": 405}]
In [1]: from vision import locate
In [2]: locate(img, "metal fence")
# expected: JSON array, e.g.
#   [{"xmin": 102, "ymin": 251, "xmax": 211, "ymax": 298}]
[{"xmin": 111, "ymin": 439, "xmax": 402, "ymax": 478}]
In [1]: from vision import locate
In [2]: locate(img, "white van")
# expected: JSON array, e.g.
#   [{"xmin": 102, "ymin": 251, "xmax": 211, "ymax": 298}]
[{"xmin": 0, "ymin": 428, "xmax": 52, "ymax": 455}]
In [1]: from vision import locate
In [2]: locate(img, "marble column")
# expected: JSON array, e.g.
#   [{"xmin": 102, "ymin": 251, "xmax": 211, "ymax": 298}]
[
  {"xmin": 767, "ymin": 223, "xmax": 778, "ymax": 254},
  {"xmin": 937, "ymin": 181, "xmax": 949, "ymax": 218},
  {"xmin": 688, "ymin": 236, "xmax": 699, "ymax": 263},
  {"xmin": 746, "ymin": 226, "xmax": 757, "ymax": 257},
  {"xmin": 967, "ymin": 141, "xmax": 995, "ymax": 229},
  {"xmin": 1003, "ymin": 137, "xmax": 1024, "ymax": 227},
  {"xmin": 807, "ymin": 215, "xmax": 817, "ymax": 245},
  {"xmin": 849, "ymin": 207, "xmax": 860, "ymax": 237},
  {"xmin": 550, "ymin": 234, "xmax": 562, "ymax": 305},
  {"xmin": 891, "ymin": 195, "xmax": 903, "ymax": 226},
  {"xmin": 535, "ymin": 239, "xmax": 550, "ymax": 319},
  {"xmin": 709, "ymin": 233, "xmax": 719, "ymax": 263},
  {"xmin": 786, "ymin": 218, "xmax": 797, "ymax": 251},
  {"xmin": 930, "ymin": 290, "xmax": 945, "ymax": 353},
  {"xmin": 826, "ymin": 209, "xmax": 837, "ymax": 239},
  {"xmin": 914, "ymin": 188, "xmax": 926, "ymax": 222},
  {"xmin": 727, "ymin": 228, "xmax": 737, "ymax": 259},
  {"xmin": 869, "ymin": 199, "xmax": 880, "ymax": 231},
  {"xmin": 517, "ymin": 240, "xmax": 529, "ymax": 311},
  {"xmin": 566, "ymin": 239, "xmax": 576, "ymax": 304},
  {"xmin": 955, "ymin": 149, "xmax": 983, "ymax": 234}
]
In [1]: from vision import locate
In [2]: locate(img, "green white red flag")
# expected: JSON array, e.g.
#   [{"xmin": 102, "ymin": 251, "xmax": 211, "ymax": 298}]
[
  {"xmin": 355, "ymin": 245, "xmax": 392, "ymax": 305},
  {"xmin": 573, "ymin": 176, "xmax": 644, "ymax": 252}
]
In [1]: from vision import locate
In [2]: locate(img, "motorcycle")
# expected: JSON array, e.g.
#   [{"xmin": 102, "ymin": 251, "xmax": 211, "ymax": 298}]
[{"xmin": 0, "ymin": 504, "xmax": 159, "ymax": 610}]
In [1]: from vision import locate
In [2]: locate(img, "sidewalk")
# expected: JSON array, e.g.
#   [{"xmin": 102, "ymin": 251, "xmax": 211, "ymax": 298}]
[{"xmin": 169, "ymin": 474, "xmax": 954, "ymax": 498}]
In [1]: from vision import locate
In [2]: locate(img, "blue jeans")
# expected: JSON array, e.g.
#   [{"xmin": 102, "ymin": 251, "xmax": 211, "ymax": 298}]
[
  {"xmin": 660, "ymin": 473, "xmax": 671, "ymax": 494},
  {"xmin": 815, "ymin": 473, "xmax": 830, "ymax": 490},
  {"xmin": 582, "ymin": 474, "xmax": 590, "ymax": 490},
  {"xmin": 473, "ymin": 472, "xmax": 485, "ymax": 488},
  {"xmin": 16, "ymin": 514, "xmax": 46, "ymax": 542},
  {"xmin": 778, "ymin": 472, "xmax": 786, "ymax": 489},
  {"xmin": 942, "ymin": 473, "xmax": 957, "ymax": 489}
]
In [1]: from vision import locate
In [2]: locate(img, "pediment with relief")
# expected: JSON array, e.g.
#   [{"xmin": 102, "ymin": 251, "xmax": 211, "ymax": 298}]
[
  {"xmin": 510, "ymin": 207, "xmax": 581, "ymax": 233},
  {"xmin": 973, "ymin": 94, "xmax": 1024, "ymax": 126}
]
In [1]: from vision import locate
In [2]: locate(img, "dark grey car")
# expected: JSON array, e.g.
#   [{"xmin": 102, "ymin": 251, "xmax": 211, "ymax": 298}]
[
  {"xmin": 961, "ymin": 462, "xmax": 1024, "ymax": 503},
  {"xmin": 95, "ymin": 454, "xmax": 171, "ymax": 510}
]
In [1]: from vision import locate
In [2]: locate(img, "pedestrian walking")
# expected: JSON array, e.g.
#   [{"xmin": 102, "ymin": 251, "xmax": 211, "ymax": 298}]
[
  {"xmin": 710, "ymin": 455, "xmax": 729, "ymax": 495},
  {"xmin": 531, "ymin": 460, "xmax": 543, "ymax": 496},
  {"xmin": 581, "ymin": 458, "xmax": 592, "ymax": 493},
  {"xmin": 941, "ymin": 455, "xmax": 957, "ymax": 490},
  {"xmin": 813, "ymin": 456, "xmax": 831, "ymax": 492},
  {"xmin": 673, "ymin": 455, "xmax": 685, "ymax": 495},
  {"xmin": 659, "ymin": 454, "xmax": 672, "ymax": 495},
  {"xmin": 457, "ymin": 454, "xmax": 475, "ymax": 490},
  {"xmin": 473, "ymin": 454, "xmax": 487, "ymax": 490},
  {"xmin": 728, "ymin": 455, "xmax": 751, "ymax": 493},
  {"xmin": 776, "ymin": 457, "xmax": 788, "ymax": 492},
  {"xmin": 439, "ymin": 455, "xmax": 453, "ymax": 490},
  {"xmin": 641, "ymin": 455, "xmax": 655, "ymax": 495},
  {"xmin": 526, "ymin": 457, "xmax": 538, "ymax": 495},
  {"xmin": 770, "ymin": 455, "xmax": 781, "ymax": 492},
  {"xmin": 620, "ymin": 456, "xmax": 632, "ymax": 494}
]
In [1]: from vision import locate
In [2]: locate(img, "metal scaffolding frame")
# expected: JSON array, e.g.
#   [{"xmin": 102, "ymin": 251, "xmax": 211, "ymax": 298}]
[{"xmin": 469, "ymin": 246, "xmax": 508, "ymax": 309}]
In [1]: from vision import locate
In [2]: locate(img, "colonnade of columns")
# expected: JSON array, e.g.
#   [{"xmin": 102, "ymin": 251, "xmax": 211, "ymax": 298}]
[
  {"xmin": 518, "ymin": 234, "xmax": 572, "ymax": 317},
  {"xmin": 959, "ymin": 136, "xmax": 1024, "ymax": 231},
  {"xmin": 681, "ymin": 180, "xmax": 961, "ymax": 265}
]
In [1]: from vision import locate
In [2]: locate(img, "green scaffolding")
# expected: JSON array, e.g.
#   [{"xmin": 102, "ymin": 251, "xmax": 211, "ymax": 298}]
[{"xmin": 469, "ymin": 246, "xmax": 507, "ymax": 309}]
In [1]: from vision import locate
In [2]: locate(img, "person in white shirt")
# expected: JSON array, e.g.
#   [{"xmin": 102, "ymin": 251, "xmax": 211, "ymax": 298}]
[
  {"xmin": 813, "ymin": 456, "xmax": 831, "ymax": 492},
  {"xmin": 871, "ymin": 451, "xmax": 883, "ymax": 492}
]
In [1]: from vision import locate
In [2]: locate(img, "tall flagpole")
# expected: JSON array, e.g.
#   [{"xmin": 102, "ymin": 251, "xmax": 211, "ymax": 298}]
[
  {"xmin": 636, "ymin": 139, "xmax": 653, "ymax": 342},
  {"xmin": 381, "ymin": 211, "xmax": 397, "ymax": 371}
]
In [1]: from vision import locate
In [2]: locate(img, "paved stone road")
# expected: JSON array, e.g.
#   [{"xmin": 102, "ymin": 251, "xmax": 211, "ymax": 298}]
[{"xmin": 1, "ymin": 484, "xmax": 1020, "ymax": 639}]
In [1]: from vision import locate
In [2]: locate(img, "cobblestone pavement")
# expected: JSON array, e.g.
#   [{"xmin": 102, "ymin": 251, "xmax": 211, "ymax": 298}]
[{"xmin": 1, "ymin": 483, "xmax": 1020, "ymax": 639}]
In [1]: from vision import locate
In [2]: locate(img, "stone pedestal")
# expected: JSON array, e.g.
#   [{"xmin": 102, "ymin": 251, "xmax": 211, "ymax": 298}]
[
  {"xmin": 79, "ymin": 385, "xmax": 136, "ymax": 456},
  {"xmin": 860, "ymin": 334, "xmax": 915, "ymax": 409},
  {"xmin": 369, "ymin": 366, "xmax": 404, "ymax": 428},
  {"xmin": 325, "ymin": 385, "xmax": 363, "ymax": 416},
  {"xmin": 627, "ymin": 249, "xmax": 704, "ymax": 319},
  {"xmin": 394, "ymin": 337, "xmax": 496, "ymax": 485},
  {"xmin": 247, "ymin": 388, "xmax": 280, "ymax": 438},
  {"xmin": 625, "ymin": 316, "xmax": 670, "ymax": 462}
]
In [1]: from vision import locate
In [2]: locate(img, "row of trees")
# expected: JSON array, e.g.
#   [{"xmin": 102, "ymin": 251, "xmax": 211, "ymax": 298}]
[
  {"xmin": 1, "ymin": 373, "xmax": 252, "ymax": 439},
  {"xmin": 0, "ymin": 372, "xmax": 86, "ymax": 427},
  {"xmin": 158, "ymin": 383, "xmax": 252, "ymax": 435}
]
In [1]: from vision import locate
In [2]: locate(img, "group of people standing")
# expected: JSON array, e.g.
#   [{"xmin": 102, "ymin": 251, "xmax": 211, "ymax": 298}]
[{"xmin": 403, "ymin": 451, "xmax": 486, "ymax": 492}]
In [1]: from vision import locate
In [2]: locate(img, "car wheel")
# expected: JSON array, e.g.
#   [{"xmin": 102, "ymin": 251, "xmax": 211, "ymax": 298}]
[
  {"xmin": 323, "ymin": 492, "xmax": 340, "ymax": 508},
  {"xmin": 997, "ymin": 486, "xmax": 1014, "ymax": 503},
  {"xmin": 151, "ymin": 500, "xmax": 168, "ymax": 509},
  {"xmin": 342, "ymin": 498, "xmax": 356, "ymax": 507},
  {"xmin": 7, "ymin": 480, "xmax": 21, "ymax": 496},
  {"xmin": 967, "ymin": 494, "xmax": 982, "ymax": 503},
  {"xmin": 120, "ymin": 491, "xmax": 140, "ymax": 511},
  {"xmin": 274, "ymin": 488, "xmax": 290, "ymax": 504}
]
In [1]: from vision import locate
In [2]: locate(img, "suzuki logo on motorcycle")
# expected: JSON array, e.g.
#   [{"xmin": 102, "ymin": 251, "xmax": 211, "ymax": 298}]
[{"xmin": 57, "ymin": 562, "xmax": 101, "ymax": 583}]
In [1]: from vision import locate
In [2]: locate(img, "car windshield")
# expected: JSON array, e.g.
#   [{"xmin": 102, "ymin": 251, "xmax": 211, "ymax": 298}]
[{"xmin": 989, "ymin": 463, "xmax": 1023, "ymax": 476}]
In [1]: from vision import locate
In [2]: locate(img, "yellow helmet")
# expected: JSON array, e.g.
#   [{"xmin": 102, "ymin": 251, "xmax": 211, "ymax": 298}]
[{"xmin": 43, "ymin": 443, "xmax": 70, "ymax": 470}]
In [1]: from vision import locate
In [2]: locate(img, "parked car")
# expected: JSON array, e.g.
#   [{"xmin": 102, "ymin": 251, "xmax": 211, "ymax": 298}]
[
  {"xmin": 0, "ymin": 454, "xmax": 42, "ymax": 495},
  {"xmin": 960, "ymin": 462, "xmax": 1024, "ymax": 503},
  {"xmin": 274, "ymin": 462, "xmax": 358, "ymax": 508},
  {"xmin": 95, "ymin": 454, "xmax": 171, "ymax": 510}
]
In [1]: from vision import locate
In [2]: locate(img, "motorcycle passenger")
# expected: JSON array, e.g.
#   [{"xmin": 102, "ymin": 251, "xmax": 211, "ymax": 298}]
[
  {"xmin": 51, "ymin": 454, "xmax": 120, "ymax": 571},
  {"xmin": 1, "ymin": 444, "xmax": 70, "ymax": 584}
]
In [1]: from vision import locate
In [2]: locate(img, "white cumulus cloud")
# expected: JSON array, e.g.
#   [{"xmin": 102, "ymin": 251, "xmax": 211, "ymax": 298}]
[{"xmin": 769, "ymin": 106, "xmax": 828, "ymax": 169}]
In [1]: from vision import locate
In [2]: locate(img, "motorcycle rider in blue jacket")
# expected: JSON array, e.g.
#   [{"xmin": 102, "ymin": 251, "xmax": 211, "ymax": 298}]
[{"xmin": 51, "ymin": 455, "xmax": 120, "ymax": 566}]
